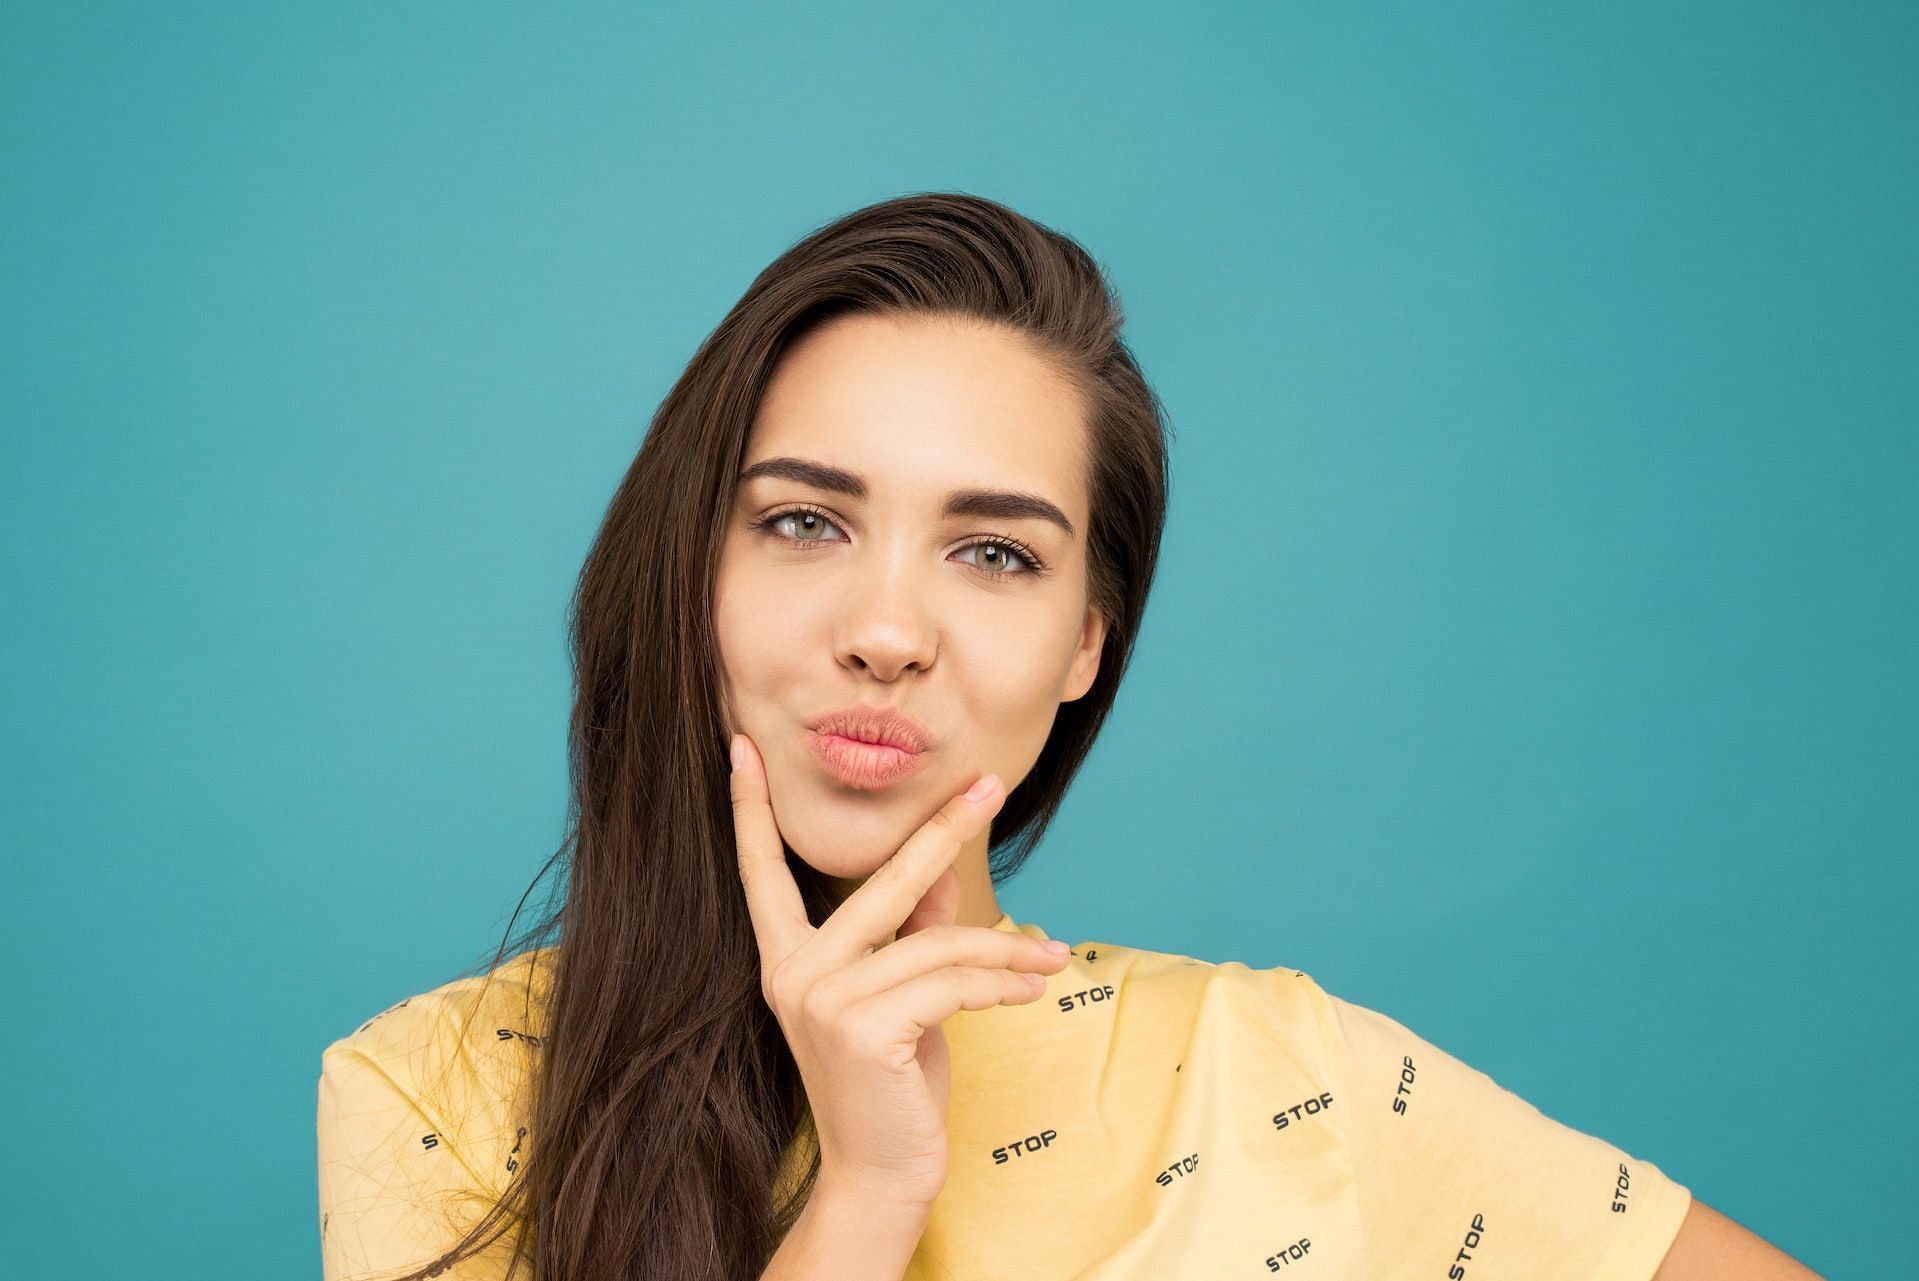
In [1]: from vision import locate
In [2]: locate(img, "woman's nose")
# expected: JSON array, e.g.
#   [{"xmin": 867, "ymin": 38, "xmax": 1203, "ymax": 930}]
[{"xmin": 831, "ymin": 564, "xmax": 938, "ymax": 677}]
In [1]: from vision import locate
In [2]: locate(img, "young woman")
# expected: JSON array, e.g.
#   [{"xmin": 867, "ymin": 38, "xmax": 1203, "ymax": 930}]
[{"xmin": 316, "ymin": 192, "xmax": 1819, "ymax": 1281}]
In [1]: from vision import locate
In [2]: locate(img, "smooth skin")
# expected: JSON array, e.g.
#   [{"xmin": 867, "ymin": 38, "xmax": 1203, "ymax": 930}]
[
  {"xmin": 715, "ymin": 311, "xmax": 1822, "ymax": 1279},
  {"xmin": 1652, "ymin": 1200, "xmax": 1824, "ymax": 1279}
]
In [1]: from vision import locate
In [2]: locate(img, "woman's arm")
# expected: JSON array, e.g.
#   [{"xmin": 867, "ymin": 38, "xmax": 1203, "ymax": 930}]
[
  {"xmin": 760, "ymin": 1174, "xmax": 933, "ymax": 1281},
  {"xmin": 1652, "ymin": 1199, "xmax": 1823, "ymax": 1280}
]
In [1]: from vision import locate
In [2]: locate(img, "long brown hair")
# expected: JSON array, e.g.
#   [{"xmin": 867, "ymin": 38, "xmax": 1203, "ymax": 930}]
[{"xmin": 388, "ymin": 191, "xmax": 1173, "ymax": 1280}]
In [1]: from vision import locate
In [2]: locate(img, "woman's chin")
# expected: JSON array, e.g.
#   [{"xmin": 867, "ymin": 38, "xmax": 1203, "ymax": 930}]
[
  {"xmin": 766, "ymin": 762, "xmax": 967, "ymax": 877},
  {"xmin": 776, "ymin": 807, "xmax": 918, "ymax": 881}
]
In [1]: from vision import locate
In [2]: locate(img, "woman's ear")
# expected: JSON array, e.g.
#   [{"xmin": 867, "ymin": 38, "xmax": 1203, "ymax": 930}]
[{"xmin": 1061, "ymin": 605, "xmax": 1108, "ymax": 704}]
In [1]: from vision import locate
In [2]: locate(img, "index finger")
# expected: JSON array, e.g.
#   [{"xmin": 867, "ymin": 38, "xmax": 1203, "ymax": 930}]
[
  {"xmin": 728, "ymin": 732, "xmax": 813, "ymax": 968},
  {"xmin": 819, "ymin": 770, "xmax": 1003, "ymax": 957}
]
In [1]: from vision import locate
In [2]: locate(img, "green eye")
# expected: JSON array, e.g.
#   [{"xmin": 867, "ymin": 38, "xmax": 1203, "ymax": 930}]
[
  {"xmin": 751, "ymin": 505, "xmax": 1047, "ymax": 578},
  {"xmin": 773, "ymin": 509, "xmax": 834, "ymax": 541},
  {"xmin": 953, "ymin": 541, "xmax": 1038, "ymax": 575}
]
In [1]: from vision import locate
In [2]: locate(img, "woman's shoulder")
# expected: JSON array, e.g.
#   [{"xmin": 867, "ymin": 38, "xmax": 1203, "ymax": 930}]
[
  {"xmin": 317, "ymin": 949, "xmax": 558, "ymax": 1245},
  {"xmin": 1043, "ymin": 927, "xmax": 1342, "ymax": 1054},
  {"xmin": 320, "ymin": 946, "xmax": 558, "ymax": 1100},
  {"xmin": 1051, "ymin": 927, "xmax": 1324, "ymax": 990}
]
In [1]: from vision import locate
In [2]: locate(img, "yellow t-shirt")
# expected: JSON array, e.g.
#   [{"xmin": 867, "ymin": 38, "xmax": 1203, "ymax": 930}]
[{"xmin": 316, "ymin": 913, "xmax": 1691, "ymax": 1280}]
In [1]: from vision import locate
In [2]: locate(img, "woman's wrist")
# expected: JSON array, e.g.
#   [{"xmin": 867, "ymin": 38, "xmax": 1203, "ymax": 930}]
[
  {"xmin": 762, "ymin": 1174, "xmax": 935, "ymax": 1281},
  {"xmin": 814, "ymin": 1164, "xmax": 941, "ymax": 1221}
]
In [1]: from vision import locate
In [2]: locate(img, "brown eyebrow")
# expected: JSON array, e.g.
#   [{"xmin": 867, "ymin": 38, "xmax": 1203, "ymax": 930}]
[{"xmin": 735, "ymin": 455, "xmax": 1076, "ymax": 538}]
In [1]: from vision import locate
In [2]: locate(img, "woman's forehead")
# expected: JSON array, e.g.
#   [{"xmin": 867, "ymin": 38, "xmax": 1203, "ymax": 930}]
[{"xmin": 749, "ymin": 316, "xmax": 1089, "ymax": 518}]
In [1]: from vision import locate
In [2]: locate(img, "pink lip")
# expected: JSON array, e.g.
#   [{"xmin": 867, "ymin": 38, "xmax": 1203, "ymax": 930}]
[
  {"xmin": 808, "ymin": 731, "xmax": 930, "ymax": 790},
  {"xmin": 808, "ymin": 704, "xmax": 935, "ymax": 754},
  {"xmin": 804, "ymin": 704, "xmax": 936, "ymax": 790}
]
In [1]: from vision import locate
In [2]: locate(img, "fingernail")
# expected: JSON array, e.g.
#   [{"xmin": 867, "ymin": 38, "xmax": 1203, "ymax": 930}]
[
  {"xmin": 729, "ymin": 735, "xmax": 744, "ymax": 774},
  {"xmin": 965, "ymin": 773, "xmax": 999, "ymax": 802},
  {"xmin": 1043, "ymin": 939, "xmax": 1070, "ymax": 954}
]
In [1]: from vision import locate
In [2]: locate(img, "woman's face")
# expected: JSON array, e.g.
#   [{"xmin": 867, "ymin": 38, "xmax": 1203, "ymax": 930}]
[{"xmin": 714, "ymin": 311, "xmax": 1107, "ymax": 888}]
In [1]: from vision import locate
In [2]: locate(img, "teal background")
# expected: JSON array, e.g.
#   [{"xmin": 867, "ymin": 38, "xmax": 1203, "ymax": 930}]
[{"xmin": 4, "ymin": 3, "xmax": 1909, "ymax": 1276}]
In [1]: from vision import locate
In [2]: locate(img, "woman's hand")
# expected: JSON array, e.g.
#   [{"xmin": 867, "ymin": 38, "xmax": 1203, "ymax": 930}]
[{"xmin": 728, "ymin": 731, "xmax": 1072, "ymax": 1212}]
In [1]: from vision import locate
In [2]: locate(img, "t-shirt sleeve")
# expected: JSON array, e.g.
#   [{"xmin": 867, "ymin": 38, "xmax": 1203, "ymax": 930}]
[
  {"xmin": 1307, "ymin": 982, "xmax": 1691, "ymax": 1281},
  {"xmin": 316, "ymin": 1038, "xmax": 524, "ymax": 1281}
]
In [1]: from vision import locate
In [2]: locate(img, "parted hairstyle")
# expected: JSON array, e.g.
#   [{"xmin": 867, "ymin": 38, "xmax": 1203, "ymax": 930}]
[{"xmin": 381, "ymin": 191, "xmax": 1173, "ymax": 1280}]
